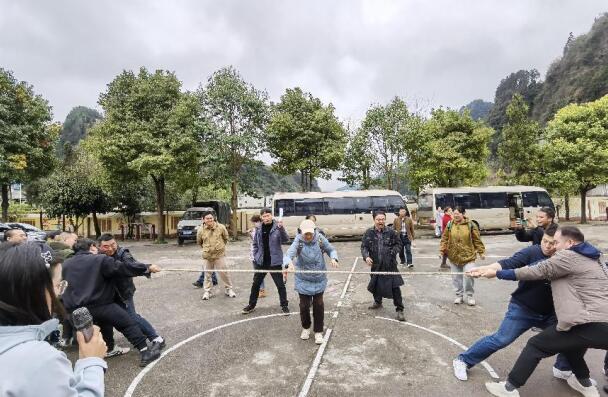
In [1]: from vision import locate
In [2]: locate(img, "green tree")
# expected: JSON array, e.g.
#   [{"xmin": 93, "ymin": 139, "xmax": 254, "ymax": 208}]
[
  {"xmin": 0, "ymin": 68, "xmax": 57, "ymax": 222},
  {"xmin": 57, "ymin": 106, "xmax": 102, "ymax": 159},
  {"xmin": 340, "ymin": 126, "xmax": 375, "ymax": 189},
  {"xmin": 89, "ymin": 67, "xmax": 201, "ymax": 242},
  {"xmin": 198, "ymin": 66, "xmax": 269, "ymax": 237},
  {"xmin": 266, "ymin": 87, "xmax": 346, "ymax": 192},
  {"xmin": 497, "ymin": 94, "xmax": 543, "ymax": 184},
  {"xmin": 459, "ymin": 99, "xmax": 493, "ymax": 121},
  {"xmin": 542, "ymin": 95, "xmax": 608, "ymax": 223},
  {"xmin": 405, "ymin": 109, "xmax": 492, "ymax": 191}
]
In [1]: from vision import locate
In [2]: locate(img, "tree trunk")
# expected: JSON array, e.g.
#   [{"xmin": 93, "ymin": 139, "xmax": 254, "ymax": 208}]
[
  {"xmin": 230, "ymin": 178, "xmax": 239, "ymax": 239},
  {"xmin": 39, "ymin": 210, "xmax": 43, "ymax": 230},
  {"xmin": 1, "ymin": 184, "xmax": 9, "ymax": 222},
  {"xmin": 580, "ymin": 189, "xmax": 587, "ymax": 224},
  {"xmin": 74, "ymin": 216, "xmax": 80, "ymax": 234},
  {"xmin": 92, "ymin": 212, "xmax": 101, "ymax": 238},
  {"xmin": 152, "ymin": 176, "xmax": 166, "ymax": 243},
  {"xmin": 564, "ymin": 193, "xmax": 570, "ymax": 221}
]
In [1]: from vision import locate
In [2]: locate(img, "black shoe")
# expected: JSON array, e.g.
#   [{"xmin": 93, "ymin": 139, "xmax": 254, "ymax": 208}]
[
  {"xmin": 192, "ymin": 282, "xmax": 203, "ymax": 289},
  {"xmin": 368, "ymin": 302, "xmax": 382, "ymax": 310},
  {"xmin": 242, "ymin": 305, "xmax": 256, "ymax": 315},
  {"xmin": 603, "ymin": 384, "xmax": 608, "ymax": 394},
  {"xmin": 406, "ymin": 263, "xmax": 414, "ymax": 269},
  {"xmin": 139, "ymin": 346, "xmax": 161, "ymax": 367},
  {"xmin": 152, "ymin": 338, "xmax": 166, "ymax": 350},
  {"xmin": 399, "ymin": 262, "xmax": 406, "ymax": 265},
  {"xmin": 281, "ymin": 306, "xmax": 290, "ymax": 315},
  {"xmin": 396, "ymin": 311, "xmax": 406, "ymax": 322}
]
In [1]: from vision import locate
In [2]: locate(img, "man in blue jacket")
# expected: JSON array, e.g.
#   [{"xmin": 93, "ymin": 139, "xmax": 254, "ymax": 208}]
[
  {"xmin": 242, "ymin": 208, "xmax": 290, "ymax": 315},
  {"xmin": 452, "ymin": 224, "xmax": 571, "ymax": 381}
]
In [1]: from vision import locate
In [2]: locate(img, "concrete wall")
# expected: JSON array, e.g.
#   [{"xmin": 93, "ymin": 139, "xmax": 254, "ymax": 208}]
[{"xmin": 553, "ymin": 196, "xmax": 608, "ymax": 221}]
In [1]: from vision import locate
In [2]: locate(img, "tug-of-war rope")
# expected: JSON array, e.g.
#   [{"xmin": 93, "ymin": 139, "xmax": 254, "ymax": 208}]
[{"xmin": 160, "ymin": 268, "xmax": 470, "ymax": 276}]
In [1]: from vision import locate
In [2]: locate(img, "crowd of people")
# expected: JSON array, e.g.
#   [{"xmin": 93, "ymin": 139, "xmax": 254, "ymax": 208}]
[{"xmin": 0, "ymin": 204, "xmax": 606, "ymax": 396}]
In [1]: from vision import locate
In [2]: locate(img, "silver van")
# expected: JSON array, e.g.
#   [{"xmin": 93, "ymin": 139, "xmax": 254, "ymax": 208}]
[{"xmin": 176, "ymin": 207, "xmax": 215, "ymax": 245}]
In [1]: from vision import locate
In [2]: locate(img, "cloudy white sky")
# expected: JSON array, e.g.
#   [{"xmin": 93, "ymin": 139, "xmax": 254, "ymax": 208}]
[{"xmin": 1, "ymin": 1, "xmax": 606, "ymax": 190}]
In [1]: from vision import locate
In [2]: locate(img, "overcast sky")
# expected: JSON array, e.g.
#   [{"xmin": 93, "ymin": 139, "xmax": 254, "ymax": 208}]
[{"xmin": 1, "ymin": 1, "xmax": 606, "ymax": 191}]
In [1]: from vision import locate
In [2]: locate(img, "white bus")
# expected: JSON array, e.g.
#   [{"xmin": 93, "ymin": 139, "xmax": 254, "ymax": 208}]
[
  {"xmin": 272, "ymin": 190, "xmax": 406, "ymax": 239},
  {"xmin": 417, "ymin": 186, "xmax": 555, "ymax": 232}
]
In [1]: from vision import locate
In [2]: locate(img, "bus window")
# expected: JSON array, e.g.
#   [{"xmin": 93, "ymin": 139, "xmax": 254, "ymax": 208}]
[
  {"xmin": 454, "ymin": 193, "xmax": 481, "ymax": 209},
  {"xmin": 274, "ymin": 199, "xmax": 295, "ymax": 216},
  {"xmin": 371, "ymin": 195, "xmax": 404, "ymax": 213},
  {"xmin": 418, "ymin": 194, "xmax": 433, "ymax": 211},
  {"xmin": 522, "ymin": 192, "xmax": 539, "ymax": 207},
  {"xmin": 537, "ymin": 191, "xmax": 554, "ymax": 208},
  {"xmin": 353, "ymin": 197, "xmax": 372, "ymax": 213},
  {"xmin": 480, "ymin": 193, "xmax": 508, "ymax": 208},
  {"xmin": 294, "ymin": 199, "xmax": 325, "ymax": 216},
  {"xmin": 325, "ymin": 197, "xmax": 355, "ymax": 214},
  {"xmin": 435, "ymin": 193, "xmax": 454, "ymax": 209}
]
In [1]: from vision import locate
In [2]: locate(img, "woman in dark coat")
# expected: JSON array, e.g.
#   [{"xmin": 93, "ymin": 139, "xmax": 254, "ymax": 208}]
[{"xmin": 360, "ymin": 211, "xmax": 405, "ymax": 321}]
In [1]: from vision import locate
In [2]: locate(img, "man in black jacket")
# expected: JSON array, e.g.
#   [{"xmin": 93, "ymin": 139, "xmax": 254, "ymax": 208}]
[
  {"xmin": 97, "ymin": 234, "xmax": 165, "ymax": 350},
  {"xmin": 361, "ymin": 211, "xmax": 405, "ymax": 321},
  {"xmin": 515, "ymin": 206, "xmax": 555, "ymax": 245},
  {"xmin": 62, "ymin": 238, "xmax": 162, "ymax": 367}
]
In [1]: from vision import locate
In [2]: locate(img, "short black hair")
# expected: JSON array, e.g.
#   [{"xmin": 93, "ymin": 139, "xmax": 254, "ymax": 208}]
[
  {"xmin": 202, "ymin": 211, "xmax": 215, "ymax": 219},
  {"xmin": 373, "ymin": 210, "xmax": 386, "ymax": 219},
  {"xmin": 454, "ymin": 206, "xmax": 466, "ymax": 214},
  {"xmin": 305, "ymin": 214, "xmax": 317, "ymax": 221},
  {"xmin": 539, "ymin": 206, "xmax": 556, "ymax": 221},
  {"xmin": 73, "ymin": 238, "xmax": 96, "ymax": 253},
  {"xmin": 45, "ymin": 230, "xmax": 61, "ymax": 241},
  {"xmin": 97, "ymin": 233, "xmax": 114, "ymax": 243},
  {"xmin": 544, "ymin": 223, "xmax": 559, "ymax": 237},
  {"xmin": 260, "ymin": 208, "xmax": 272, "ymax": 215},
  {"xmin": 558, "ymin": 226, "xmax": 585, "ymax": 243},
  {"xmin": 250, "ymin": 214, "xmax": 261, "ymax": 223}
]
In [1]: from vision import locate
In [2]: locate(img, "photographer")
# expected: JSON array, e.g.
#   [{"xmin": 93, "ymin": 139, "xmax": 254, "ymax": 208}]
[
  {"xmin": 515, "ymin": 206, "xmax": 555, "ymax": 246},
  {"xmin": 0, "ymin": 242, "xmax": 107, "ymax": 397}
]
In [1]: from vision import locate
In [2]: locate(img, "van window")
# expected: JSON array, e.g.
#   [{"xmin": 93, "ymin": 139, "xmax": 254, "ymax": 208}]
[
  {"xmin": 522, "ymin": 192, "xmax": 539, "ymax": 207},
  {"xmin": 480, "ymin": 193, "xmax": 508, "ymax": 208},
  {"xmin": 274, "ymin": 199, "xmax": 295, "ymax": 216},
  {"xmin": 353, "ymin": 197, "xmax": 372, "ymax": 213},
  {"xmin": 372, "ymin": 195, "xmax": 404, "ymax": 213},
  {"xmin": 325, "ymin": 197, "xmax": 355, "ymax": 214},
  {"xmin": 454, "ymin": 193, "xmax": 481, "ymax": 209},
  {"xmin": 294, "ymin": 199, "xmax": 325, "ymax": 216},
  {"xmin": 537, "ymin": 191, "xmax": 554, "ymax": 208},
  {"xmin": 182, "ymin": 211, "xmax": 211, "ymax": 220},
  {"xmin": 435, "ymin": 193, "xmax": 454, "ymax": 210}
]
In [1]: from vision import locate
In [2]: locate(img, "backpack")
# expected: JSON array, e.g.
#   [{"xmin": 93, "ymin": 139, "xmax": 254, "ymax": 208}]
[{"xmin": 446, "ymin": 219, "xmax": 480, "ymax": 244}]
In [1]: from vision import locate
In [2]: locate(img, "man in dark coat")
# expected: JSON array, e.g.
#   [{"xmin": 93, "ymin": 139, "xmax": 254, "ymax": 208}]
[{"xmin": 361, "ymin": 211, "xmax": 405, "ymax": 321}]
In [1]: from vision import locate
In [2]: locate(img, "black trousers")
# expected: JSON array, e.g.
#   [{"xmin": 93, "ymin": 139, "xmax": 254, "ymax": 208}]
[
  {"xmin": 299, "ymin": 293, "xmax": 324, "ymax": 333},
  {"xmin": 248, "ymin": 265, "xmax": 288, "ymax": 308},
  {"xmin": 508, "ymin": 322, "xmax": 608, "ymax": 388},
  {"xmin": 87, "ymin": 303, "xmax": 148, "ymax": 351},
  {"xmin": 373, "ymin": 287, "xmax": 404, "ymax": 312}
]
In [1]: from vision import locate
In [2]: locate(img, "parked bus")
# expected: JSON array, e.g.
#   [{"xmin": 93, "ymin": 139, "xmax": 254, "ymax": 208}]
[
  {"xmin": 417, "ymin": 186, "xmax": 555, "ymax": 232},
  {"xmin": 272, "ymin": 190, "xmax": 406, "ymax": 239}
]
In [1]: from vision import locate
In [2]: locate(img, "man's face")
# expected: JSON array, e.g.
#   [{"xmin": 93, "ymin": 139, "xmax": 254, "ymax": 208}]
[
  {"xmin": 7, "ymin": 229, "xmax": 27, "ymax": 244},
  {"xmin": 536, "ymin": 211, "xmax": 552, "ymax": 228},
  {"xmin": 64, "ymin": 233, "xmax": 77, "ymax": 248},
  {"xmin": 399, "ymin": 209, "xmax": 406, "ymax": 218},
  {"xmin": 98, "ymin": 239, "xmax": 117, "ymax": 256},
  {"xmin": 374, "ymin": 214, "xmax": 386, "ymax": 229},
  {"xmin": 554, "ymin": 230, "xmax": 575, "ymax": 252},
  {"xmin": 261, "ymin": 213, "xmax": 273, "ymax": 224},
  {"xmin": 540, "ymin": 234, "xmax": 557, "ymax": 256},
  {"xmin": 203, "ymin": 214, "xmax": 215, "ymax": 227}
]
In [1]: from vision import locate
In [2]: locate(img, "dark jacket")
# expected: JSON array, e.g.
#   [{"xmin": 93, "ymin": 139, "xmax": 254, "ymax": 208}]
[
  {"xmin": 252, "ymin": 220, "xmax": 289, "ymax": 267},
  {"xmin": 515, "ymin": 226, "xmax": 544, "ymax": 245},
  {"xmin": 113, "ymin": 247, "xmax": 150, "ymax": 301},
  {"xmin": 498, "ymin": 245, "xmax": 554, "ymax": 315},
  {"xmin": 62, "ymin": 251, "xmax": 148, "ymax": 311},
  {"xmin": 361, "ymin": 227, "xmax": 404, "ymax": 298}
]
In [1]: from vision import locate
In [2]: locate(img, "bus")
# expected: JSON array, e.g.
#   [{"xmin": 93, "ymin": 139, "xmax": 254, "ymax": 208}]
[
  {"xmin": 272, "ymin": 190, "xmax": 406, "ymax": 239},
  {"xmin": 417, "ymin": 186, "xmax": 555, "ymax": 232}
]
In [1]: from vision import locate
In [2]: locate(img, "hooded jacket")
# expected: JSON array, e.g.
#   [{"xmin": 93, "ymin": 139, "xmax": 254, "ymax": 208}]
[
  {"xmin": 252, "ymin": 220, "xmax": 289, "ymax": 267},
  {"xmin": 439, "ymin": 217, "xmax": 485, "ymax": 266},
  {"xmin": 0, "ymin": 319, "xmax": 106, "ymax": 397},
  {"xmin": 498, "ymin": 242, "xmax": 608, "ymax": 331}
]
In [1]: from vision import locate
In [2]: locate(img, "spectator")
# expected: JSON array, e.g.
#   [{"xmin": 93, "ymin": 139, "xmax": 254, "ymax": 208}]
[
  {"xmin": 249, "ymin": 215, "xmax": 266, "ymax": 298},
  {"xmin": 393, "ymin": 207, "xmax": 415, "ymax": 268}
]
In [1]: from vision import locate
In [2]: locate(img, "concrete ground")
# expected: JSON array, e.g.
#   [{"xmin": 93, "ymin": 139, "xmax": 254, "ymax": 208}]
[{"xmin": 65, "ymin": 224, "xmax": 608, "ymax": 397}]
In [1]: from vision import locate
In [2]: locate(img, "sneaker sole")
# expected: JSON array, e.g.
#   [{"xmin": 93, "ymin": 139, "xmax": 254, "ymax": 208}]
[{"xmin": 242, "ymin": 309, "xmax": 255, "ymax": 315}]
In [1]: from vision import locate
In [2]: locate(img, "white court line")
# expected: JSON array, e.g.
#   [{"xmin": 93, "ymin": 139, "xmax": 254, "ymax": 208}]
[
  {"xmin": 375, "ymin": 316, "xmax": 500, "ymax": 379},
  {"xmin": 298, "ymin": 257, "xmax": 359, "ymax": 397}
]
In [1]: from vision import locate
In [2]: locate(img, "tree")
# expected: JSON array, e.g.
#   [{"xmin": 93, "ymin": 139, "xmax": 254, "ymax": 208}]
[
  {"xmin": 266, "ymin": 87, "xmax": 346, "ymax": 192},
  {"xmin": 459, "ymin": 99, "xmax": 493, "ymax": 121},
  {"xmin": 340, "ymin": 126, "xmax": 375, "ymax": 189},
  {"xmin": 57, "ymin": 106, "xmax": 102, "ymax": 158},
  {"xmin": 89, "ymin": 68, "xmax": 201, "ymax": 242},
  {"xmin": 0, "ymin": 68, "xmax": 57, "ymax": 222},
  {"xmin": 542, "ymin": 95, "xmax": 608, "ymax": 223},
  {"xmin": 405, "ymin": 109, "xmax": 493, "ymax": 191},
  {"xmin": 198, "ymin": 66, "xmax": 269, "ymax": 238},
  {"xmin": 497, "ymin": 94, "xmax": 543, "ymax": 184}
]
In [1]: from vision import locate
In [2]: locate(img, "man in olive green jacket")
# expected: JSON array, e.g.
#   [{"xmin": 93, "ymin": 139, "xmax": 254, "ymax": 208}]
[
  {"xmin": 439, "ymin": 207, "xmax": 485, "ymax": 306},
  {"xmin": 197, "ymin": 212, "xmax": 235, "ymax": 300}
]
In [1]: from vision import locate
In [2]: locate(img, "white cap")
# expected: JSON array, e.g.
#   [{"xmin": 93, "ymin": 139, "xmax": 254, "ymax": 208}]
[{"xmin": 299, "ymin": 220, "xmax": 316, "ymax": 235}]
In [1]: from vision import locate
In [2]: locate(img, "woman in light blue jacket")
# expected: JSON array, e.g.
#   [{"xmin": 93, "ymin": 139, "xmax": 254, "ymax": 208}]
[
  {"xmin": 284, "ymin": 220, "xmax": 339, "ymax": 344},
  {"xmin": 0, "ymin": 242, "xmax": 107, "ymax": 397}
]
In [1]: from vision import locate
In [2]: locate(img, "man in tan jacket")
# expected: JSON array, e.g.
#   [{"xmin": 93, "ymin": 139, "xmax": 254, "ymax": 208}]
[
  {"xmin": 393, "ymin": 207, "xmax": 415, "ymax": 268},
  {"xmin": 197, "ymin": 212, "xmax": 236, "ymax": 300},
  {"xmin": 474, "ymin": 226, "xmax": 608, "ymax": 397}
]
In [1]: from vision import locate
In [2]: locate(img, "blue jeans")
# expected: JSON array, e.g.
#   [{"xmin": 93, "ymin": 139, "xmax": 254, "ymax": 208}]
[
  {"xmin": 196, "ymin": 271, "xmax": 218, "ymax": 285},
  {"xmin": 459, "ymin": 301, "xmax": 570, "ymax": 370},
  {"xmin": 125, "ymin": 297, "xmax": 159, "ymax": 341},
  {"xmin": 399, "ymin": 234, "xmax": 412, "ymax": 264}
]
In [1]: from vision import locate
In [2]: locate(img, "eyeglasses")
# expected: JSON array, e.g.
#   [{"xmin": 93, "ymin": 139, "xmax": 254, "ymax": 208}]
[{"xmin": 55, "ymin": 280, "xmax": 68, "ymax": 295}]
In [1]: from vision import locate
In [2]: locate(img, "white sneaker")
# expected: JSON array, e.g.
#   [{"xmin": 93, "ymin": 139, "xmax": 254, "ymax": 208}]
[
  {"xmin": 454, "ymin": 296, "xmax": 464, "ymax": 304},
  {"xmin": 452, "ymin": 359, "xmax": 468, "ymax": 381},
  {"xmin": 467, "ymin": 297, "xmax": 476, "ymax": 306},
  {"xmin": 566, "ymin": 375, "xmax": 600, "ymax": 397},
  {"xmin": 201, "ymin": 292, "xmax": 210, "ymax": 300},
  {"xmin": 105, "ymin": 346, "xmax": 131, "ymax": 358},
  {"xmin": 314, "ymin": 332, "xmax": 324, "ymax": 344},
  {"xmin": 553, "ymin": 366, "xmax": 572, "ymax": 380},
  {"xmin": 485, "ymin": 382, "xmax": 520, "ymax": 397},
  {"xmin": 300, "ymin": 328, "xmax": 310, "ymax": 340},
  {"xmin": 225, "ymin": 289, "xmax": 236, "ymax": 298}
]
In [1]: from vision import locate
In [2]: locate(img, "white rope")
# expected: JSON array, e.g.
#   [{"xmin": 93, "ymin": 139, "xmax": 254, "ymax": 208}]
[{"xmin": 160, "ymin": 268, "xmax": 468, "ymax": 276}]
